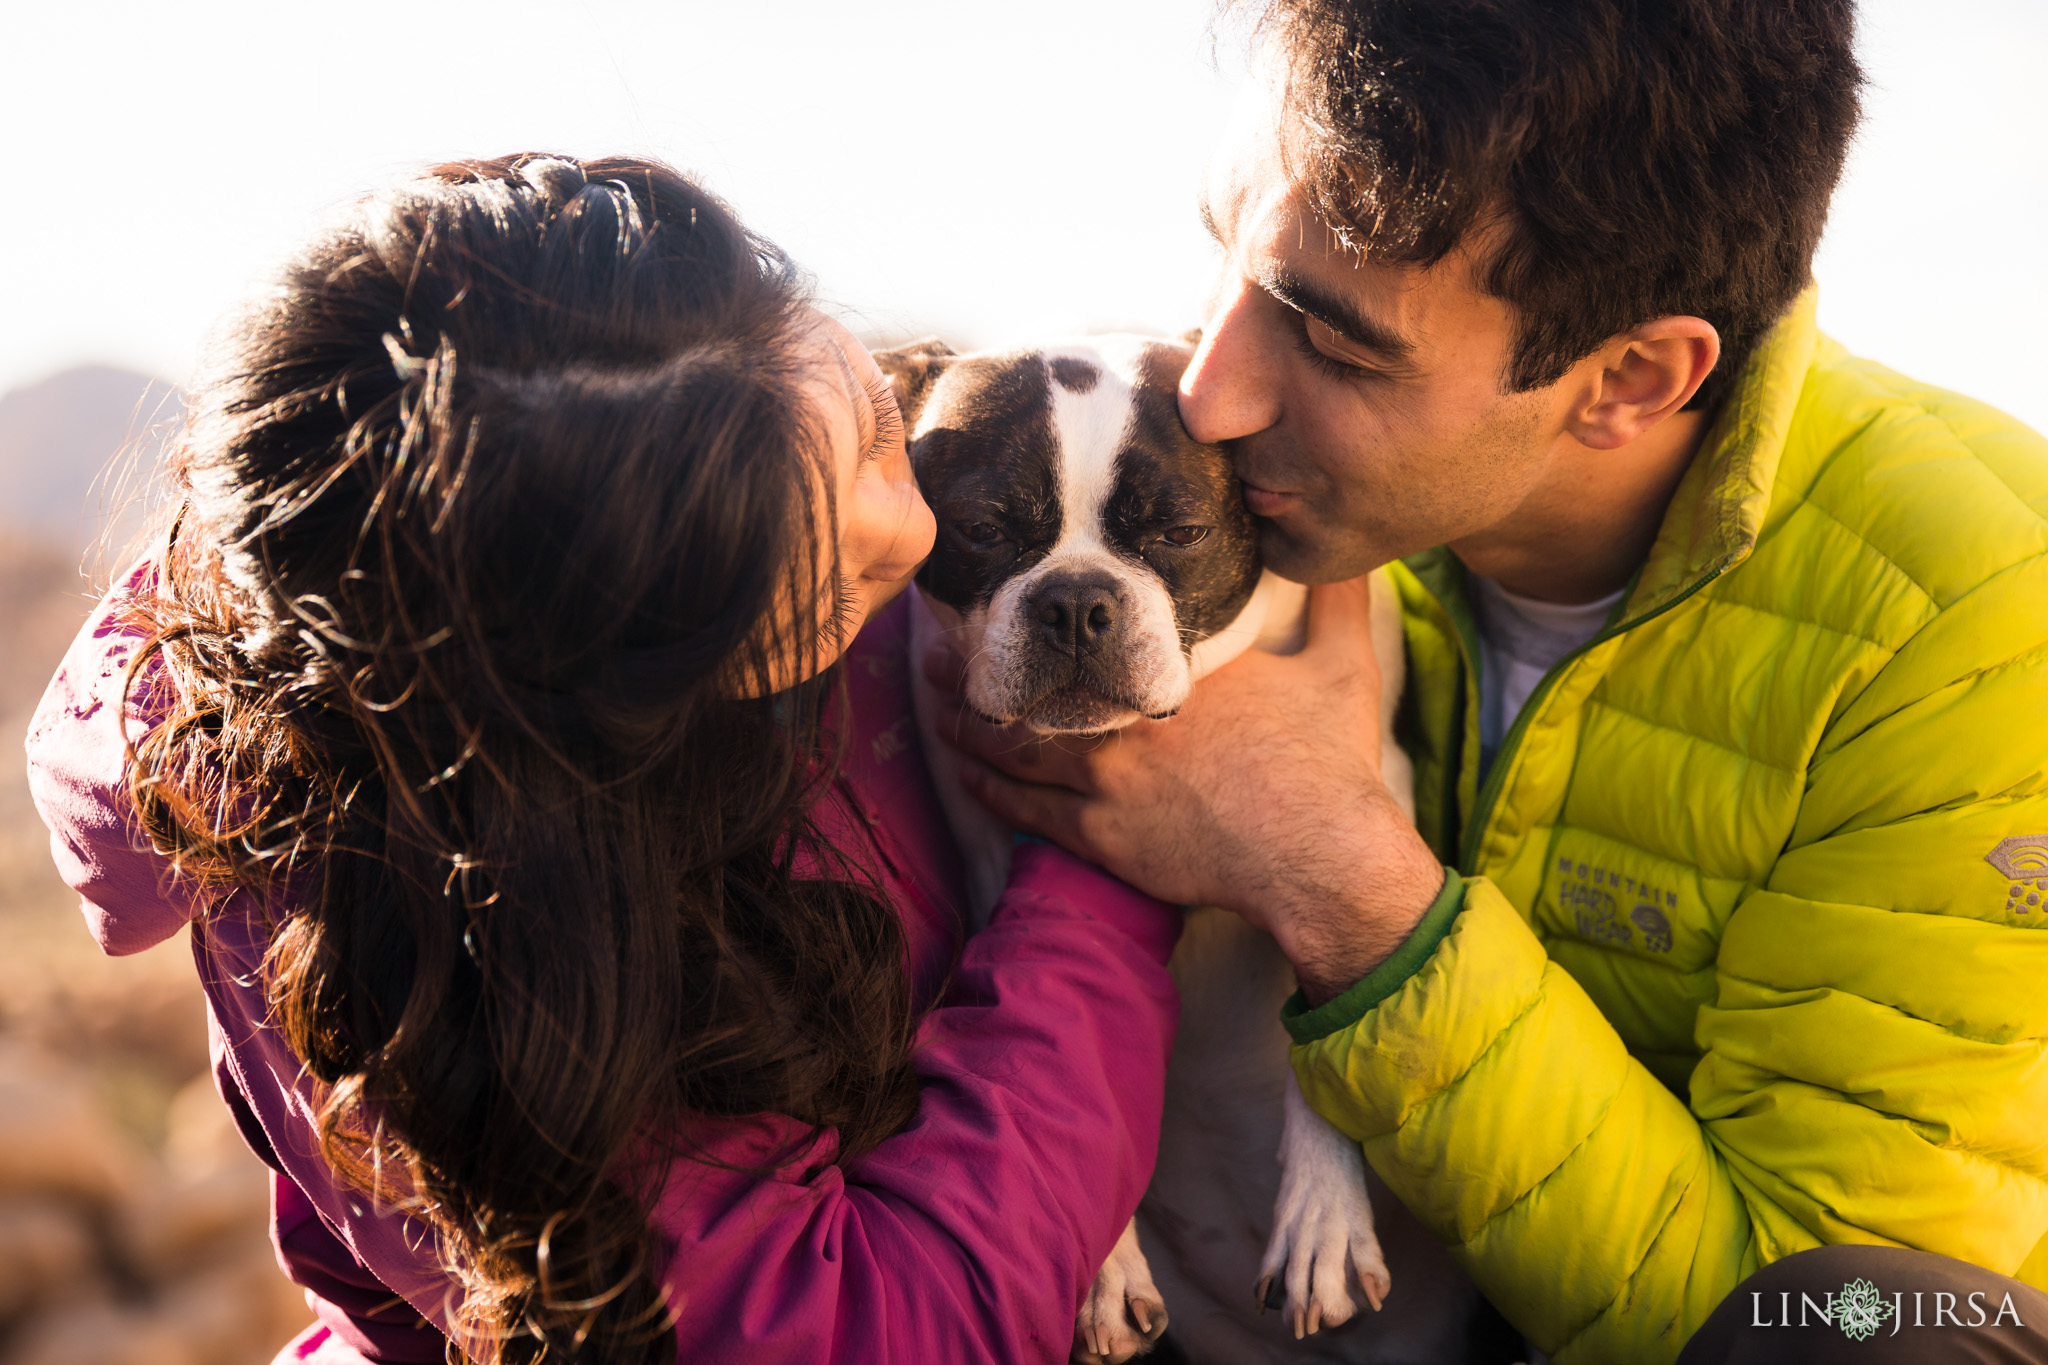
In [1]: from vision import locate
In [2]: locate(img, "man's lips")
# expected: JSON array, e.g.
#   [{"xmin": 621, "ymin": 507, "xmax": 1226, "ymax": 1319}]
[{"xmin": 1241, "ymin": 482, "xmax": 1300, "ymax": 517}]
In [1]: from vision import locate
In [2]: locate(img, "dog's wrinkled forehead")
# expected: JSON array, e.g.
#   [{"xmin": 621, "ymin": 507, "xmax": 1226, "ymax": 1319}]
[{"xmin": 884, "ymin": 336, "xmax": 1261, "ymax": 643}]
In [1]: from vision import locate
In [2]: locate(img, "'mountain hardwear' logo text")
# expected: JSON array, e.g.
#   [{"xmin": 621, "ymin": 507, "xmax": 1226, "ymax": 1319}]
[{"xmin": 1554, "ymin": 858, "xmax": 1679, "ymax": 952}]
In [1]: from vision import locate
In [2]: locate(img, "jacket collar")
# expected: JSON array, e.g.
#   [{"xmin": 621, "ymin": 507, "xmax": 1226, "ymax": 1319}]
[{"xmin": 1625, "ymin": 285, "xmax": 1819, "ymax": 618}]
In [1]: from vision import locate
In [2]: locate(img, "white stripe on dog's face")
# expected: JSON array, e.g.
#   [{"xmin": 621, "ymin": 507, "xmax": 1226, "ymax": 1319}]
[
  {"xmin": 898, "ymin": 335, "xmax": 1262, "ymax": 734},
  {"xmin": 1045, "ymin": 346, "xmax": 1133, "ymax": 559}
]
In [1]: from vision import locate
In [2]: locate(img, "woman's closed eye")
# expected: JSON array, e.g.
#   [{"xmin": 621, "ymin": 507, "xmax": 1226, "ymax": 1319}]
[{"xmin": 863, "ymin": 373, "xmax": 905, "ymax": 462}]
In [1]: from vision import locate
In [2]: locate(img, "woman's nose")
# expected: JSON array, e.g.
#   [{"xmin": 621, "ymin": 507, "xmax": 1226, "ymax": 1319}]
[{"xmin": 873, "ymin": 476, "xmax": 936, "ymax": 581}]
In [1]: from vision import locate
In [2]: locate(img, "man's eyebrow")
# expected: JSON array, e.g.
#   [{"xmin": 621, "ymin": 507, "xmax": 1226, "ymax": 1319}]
[
  {"xmin": 1262, "ymin": 269, "xmax": 1415, "ymax": 360},
  {"xmin": 1198, "ymin": 193, "xmax": 1223, "ymax": 246}
]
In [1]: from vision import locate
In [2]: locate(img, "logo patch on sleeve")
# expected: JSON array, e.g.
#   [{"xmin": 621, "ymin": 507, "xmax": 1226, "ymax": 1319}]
[{"xmin": 1986, "ymin": 836, "xmax": 2048, "ymax": 913}]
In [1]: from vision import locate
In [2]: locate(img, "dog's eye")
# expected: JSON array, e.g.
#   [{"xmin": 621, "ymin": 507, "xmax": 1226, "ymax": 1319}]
[
  {"xmin": 1159, "ymin": 525, "xmax": 1211, "ymax": 548},
  {"xmin": 956, "ymin": 521, "xmax": 1005, "ymax": 546}
]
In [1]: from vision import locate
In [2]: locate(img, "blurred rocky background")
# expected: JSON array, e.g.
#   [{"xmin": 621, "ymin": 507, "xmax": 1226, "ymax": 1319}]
[{"xmin": 0, "ymin": 369, "xmax": 312, "ymax": 1364}]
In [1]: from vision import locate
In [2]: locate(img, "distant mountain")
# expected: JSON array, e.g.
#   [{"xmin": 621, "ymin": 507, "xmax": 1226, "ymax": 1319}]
[{"xmin": 0, "ymin": 365, "xmax": 182, "ymax": 555}]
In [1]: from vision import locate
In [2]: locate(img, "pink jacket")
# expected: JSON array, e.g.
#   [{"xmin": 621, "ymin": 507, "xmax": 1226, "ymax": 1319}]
[{"xmin": 24, "ymin": 569, "xmax": 1180, "ymax": 1364}]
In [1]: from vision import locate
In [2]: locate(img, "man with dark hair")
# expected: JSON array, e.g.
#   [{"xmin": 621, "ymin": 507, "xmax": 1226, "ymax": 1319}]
[{"xmin": 941, "ymin": 0, "xmax": 2048, "ymax": 1360}]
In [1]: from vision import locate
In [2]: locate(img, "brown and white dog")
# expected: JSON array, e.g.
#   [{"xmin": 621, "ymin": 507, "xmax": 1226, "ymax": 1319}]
[{"xmin": 878, "ymin": 335, "xmax": 1473, "ymax": 1363}]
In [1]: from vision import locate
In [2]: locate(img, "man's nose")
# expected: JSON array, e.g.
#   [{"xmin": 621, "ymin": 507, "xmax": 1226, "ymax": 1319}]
[
  {"xmin": 1180, "ymin": 276, "xmax": 1283, "ymax": 445},
  {"xmin": 1029, "ymin": 574, "xmax": 1121, "ymax": 656}
]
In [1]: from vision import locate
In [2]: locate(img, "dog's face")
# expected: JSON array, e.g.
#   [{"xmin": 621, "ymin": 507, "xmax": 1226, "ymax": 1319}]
[{"xmin": 877, "ymin": 334, "xmax": 1263, "ymax": 734}]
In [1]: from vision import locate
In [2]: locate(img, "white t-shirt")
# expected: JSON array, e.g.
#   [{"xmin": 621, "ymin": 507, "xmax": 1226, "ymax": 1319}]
[{"xmin": 1470, "ymin": 574, "xmax": 1626, "ymax": 777}]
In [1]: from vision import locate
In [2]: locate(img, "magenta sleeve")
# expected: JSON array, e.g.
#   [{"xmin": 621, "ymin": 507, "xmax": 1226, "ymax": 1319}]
[
  {"xmin": 649, "ymin": 843, "xmax": 1181, "ymax": 1364},
  {"xmin": 24, "ymin": 571, "xmax": 199, "ymax": 956},
  {"xmin": 270, "ymin": 1175, "xmax": 450, "ymax": 1364},
  {"xmin": 204, "ymin": 1057, "xmax": 451, "ymax": 1365}
]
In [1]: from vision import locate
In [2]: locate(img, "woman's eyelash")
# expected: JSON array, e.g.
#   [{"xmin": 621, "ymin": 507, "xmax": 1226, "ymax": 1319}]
[
  {"xmin": 815, "ymin": 572, "xmax": 862, "ymax": 651},
  {"xmin": 862, "ymin": 374, "xmax": 905, "ymax": 460}
]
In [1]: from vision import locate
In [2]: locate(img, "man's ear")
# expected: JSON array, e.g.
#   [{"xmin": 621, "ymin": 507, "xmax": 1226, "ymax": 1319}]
[
  {"xmin": 1567, "ymin": 317, "xmax": 1721, "ymax": 450},
  {"xmin": 871, "ymin": 337, "xmax": 957, "ymax": 430}
]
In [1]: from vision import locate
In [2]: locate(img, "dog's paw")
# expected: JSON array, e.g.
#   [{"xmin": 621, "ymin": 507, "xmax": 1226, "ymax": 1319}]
[
  {"xmin": 1255, "ymin": 1081, "xmax": 1391, "ymax": 1338},
  {"xmin": 1073, "ymin": 1220, "xmax": 1169, "ymax": 1364},
  {"xmin": 1254, "ymin": 1196, "xmax": 1390, "ymax": 1339}
]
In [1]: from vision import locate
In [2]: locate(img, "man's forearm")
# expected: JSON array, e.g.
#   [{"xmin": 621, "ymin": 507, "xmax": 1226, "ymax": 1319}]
[{"xmin": 1266, "ymin": 789, "xmax": 1446, "ymax": 1006}]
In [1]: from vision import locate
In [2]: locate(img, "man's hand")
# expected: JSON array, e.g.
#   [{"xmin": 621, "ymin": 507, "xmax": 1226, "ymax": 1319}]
[{"xmin": 925, "ymin": 576, "xmax": 1446, "ymax": 1005}]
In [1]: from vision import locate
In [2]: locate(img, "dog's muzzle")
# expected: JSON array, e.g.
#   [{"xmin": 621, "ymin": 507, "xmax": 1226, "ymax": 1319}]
[{"xmin": 987, "ymin": 567, "xmax": 1187, "ymax": 732}]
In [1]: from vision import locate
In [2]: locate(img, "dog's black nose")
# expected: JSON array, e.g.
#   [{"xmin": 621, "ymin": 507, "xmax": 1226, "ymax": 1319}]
[{"xmin": 1030, "ymin": 574, "xmax": 1121, "ymax": 655}]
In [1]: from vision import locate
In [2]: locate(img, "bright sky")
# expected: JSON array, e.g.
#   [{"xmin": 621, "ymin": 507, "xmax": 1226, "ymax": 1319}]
[{"xmin": 4, "ymin": 0, "xmax": 2042, "ymax": 432}]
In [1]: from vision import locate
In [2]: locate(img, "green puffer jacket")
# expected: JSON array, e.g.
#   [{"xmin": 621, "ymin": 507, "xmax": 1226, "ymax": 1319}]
[{"xmin": 1283, "ymin": 287, "xmax": 2048, "ymax": 1363}]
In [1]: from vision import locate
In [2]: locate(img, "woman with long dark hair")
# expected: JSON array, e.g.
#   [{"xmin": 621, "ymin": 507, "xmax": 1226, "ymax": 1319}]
[{"xmin": 26, "ymin": 155, "xmax": 1177, "ymax": 1363}]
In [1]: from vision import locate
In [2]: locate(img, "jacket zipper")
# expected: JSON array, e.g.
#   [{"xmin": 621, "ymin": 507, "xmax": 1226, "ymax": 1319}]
[{"xmin": 1453, "ymin": 555, "xmax": 1743, "ymax": 876}]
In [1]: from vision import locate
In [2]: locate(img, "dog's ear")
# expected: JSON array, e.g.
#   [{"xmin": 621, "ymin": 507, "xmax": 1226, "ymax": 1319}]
[{"xmin": 871, "ymin": 337, "xmax": 957, "ymax": 429}]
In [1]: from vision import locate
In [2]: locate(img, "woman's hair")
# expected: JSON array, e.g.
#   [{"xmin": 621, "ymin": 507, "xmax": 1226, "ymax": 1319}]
[{"xmin": 126, "ymin": 154, "xmax": 922, "ymax": 1362}]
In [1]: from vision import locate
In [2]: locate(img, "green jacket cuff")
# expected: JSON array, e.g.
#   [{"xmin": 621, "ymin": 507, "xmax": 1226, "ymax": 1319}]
[{"xmin": 1280, "ymin": 868, "xmax": 1464, "ymax": 1044}]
